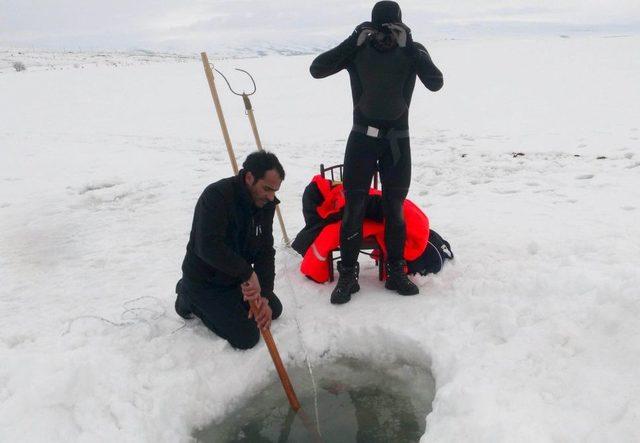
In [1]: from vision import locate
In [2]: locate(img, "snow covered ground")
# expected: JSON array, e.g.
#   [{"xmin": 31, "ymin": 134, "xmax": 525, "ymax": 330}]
[{"xmin": 1, "ymin": 34, "xmax": 639, "ymax": 441}]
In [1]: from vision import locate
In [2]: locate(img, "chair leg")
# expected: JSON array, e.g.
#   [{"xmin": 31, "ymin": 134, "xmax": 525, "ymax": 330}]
[{"xmin": 329, "ymin": 250, "xmax": 335, "ymax": 282}]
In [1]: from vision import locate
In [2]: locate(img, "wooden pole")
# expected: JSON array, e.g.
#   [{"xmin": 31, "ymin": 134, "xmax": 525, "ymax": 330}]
[
  {"xmin": 241, "ymin": 93, "xmax": 291, "ymax": 245},
  {"xmin": 249, "ymin": 300, "xmax": 300, "ymax": 411},
  {"xmin": 200, "ymin": 51, "xmax": 300, "ymax": 412},
  {"xmin": 201, "ymin": 52, "xmax": 238, "ymax": 175}
]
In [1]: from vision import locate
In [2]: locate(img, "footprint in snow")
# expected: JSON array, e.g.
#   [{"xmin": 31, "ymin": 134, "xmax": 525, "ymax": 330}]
[
  {"xmin": 576, "ymin": 174, "xmax": 594, "ymax": 180},
  {"xmin": 492, "ymin": 188, "xmax": 519, "ymax": 194},
  {"xmin": 78, "ymin": 181, "xmax": 120, "ymax": 194}
]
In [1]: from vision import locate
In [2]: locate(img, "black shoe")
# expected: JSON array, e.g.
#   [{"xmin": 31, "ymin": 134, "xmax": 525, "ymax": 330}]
[
  {"xmin": 331, "ymin": 261, "xmax": 360, "ymax": 305},
  {"xmin": 385, "ymin": 260, "xmax": 419, "ymax": 296},
  {"xmin": 175, "ymin": 280, "xmax": 194, "ymax": 319}
]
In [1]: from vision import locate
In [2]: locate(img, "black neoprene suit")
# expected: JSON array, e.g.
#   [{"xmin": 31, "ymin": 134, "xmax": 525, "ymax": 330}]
[{"xmin": 310, "ymin": 28, "xmax": 443, "ymax": 266}]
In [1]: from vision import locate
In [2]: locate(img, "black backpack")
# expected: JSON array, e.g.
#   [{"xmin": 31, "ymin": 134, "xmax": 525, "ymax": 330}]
[{"xmin": 407, "ymin": 229, "xmax": 454, "ymax": 276}]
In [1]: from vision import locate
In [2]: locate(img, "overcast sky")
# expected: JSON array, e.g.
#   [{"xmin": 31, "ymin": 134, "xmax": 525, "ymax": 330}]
[{"xmin": 2, "ymin": 0, "xmax": 639, "ymax": 51}]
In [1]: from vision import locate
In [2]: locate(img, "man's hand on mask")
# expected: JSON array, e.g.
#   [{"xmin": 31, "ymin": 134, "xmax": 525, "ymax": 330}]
[
  {"xmin": 383, "ymin": 23, "xmax": 413, "ymax": 48},
  {"xmin": 354, "ymin": 21, "xmax": 377, "ymax": 46}
]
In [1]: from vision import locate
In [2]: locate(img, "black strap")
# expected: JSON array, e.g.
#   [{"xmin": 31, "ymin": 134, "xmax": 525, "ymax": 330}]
[
  {"xmin": 441, "ymin": 239, "xmax": 454, "ymax": 259},
  {"xmin": 351, "ymin": 124, "xmax": 409, "ymax": 165}
]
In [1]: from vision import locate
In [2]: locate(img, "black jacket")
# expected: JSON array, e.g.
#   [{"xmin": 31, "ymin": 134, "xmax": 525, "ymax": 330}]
[
  {"xmin": 310, "ymin": 30, "xmax": 443, "ymax": 129},
  {"xmin": 181, "ymin": 171, "xmax": 277, "ymax": 294}
]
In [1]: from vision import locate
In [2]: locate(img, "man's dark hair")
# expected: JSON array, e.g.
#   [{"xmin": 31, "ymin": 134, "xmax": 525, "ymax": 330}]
[{"xmin": 242, "ymin": 151, "xmax": 285, "ymax": 181}]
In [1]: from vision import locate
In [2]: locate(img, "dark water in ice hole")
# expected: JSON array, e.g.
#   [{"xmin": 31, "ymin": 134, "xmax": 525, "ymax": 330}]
[{"xmin": 194, "ymin": 357, "xmax": 435, "ymax": 443}]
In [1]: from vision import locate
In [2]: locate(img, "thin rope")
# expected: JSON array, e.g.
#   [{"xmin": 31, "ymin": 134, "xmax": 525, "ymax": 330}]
[
  {"xmin": 62, "ymin": 295, "xmax": 187, "ymax": 335},
  {"xmin": 281, "ymin": 246, "xmax": 322, "ymax": 437}
]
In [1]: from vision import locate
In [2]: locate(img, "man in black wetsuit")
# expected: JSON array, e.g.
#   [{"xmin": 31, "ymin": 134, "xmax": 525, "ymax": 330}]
[
  {"xmin": 174, "ymin": 151, "xmax": 285, "ymax": 349},
  {"xmin": 310, "ymin": 1, "xmax": 443, "ymax": 304}
]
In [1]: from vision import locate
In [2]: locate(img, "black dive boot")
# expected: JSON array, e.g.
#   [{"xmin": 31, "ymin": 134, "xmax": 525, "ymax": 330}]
[
  {"xmin": 385, "ymin": 260, "xmax": 419, "ymax": 295},
  {"xmin": 331, "ymin": 261, "xmax": 360, "ymax": 305}
]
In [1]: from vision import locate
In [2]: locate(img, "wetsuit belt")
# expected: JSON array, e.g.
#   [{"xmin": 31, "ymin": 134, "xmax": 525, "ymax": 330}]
[{"xmin": 351, "ymin": 124, "xmax": 409, "ymax": 165}]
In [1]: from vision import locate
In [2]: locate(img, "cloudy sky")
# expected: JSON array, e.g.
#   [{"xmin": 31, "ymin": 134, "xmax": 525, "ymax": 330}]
[{"xmin": 2, "ymin": 0, "xmax": 639, "ymax": 51}]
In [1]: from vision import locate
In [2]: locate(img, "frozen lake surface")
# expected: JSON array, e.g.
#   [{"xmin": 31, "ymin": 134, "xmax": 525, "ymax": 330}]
[{"xmin": 1, "ymin": 34, "xmax": 640, "ymax": 441}]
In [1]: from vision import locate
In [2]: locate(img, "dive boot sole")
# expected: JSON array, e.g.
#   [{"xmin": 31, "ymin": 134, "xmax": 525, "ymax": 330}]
[{"xmin": 384, "ymin": 280, "xmax": 419, "ymax": 296}]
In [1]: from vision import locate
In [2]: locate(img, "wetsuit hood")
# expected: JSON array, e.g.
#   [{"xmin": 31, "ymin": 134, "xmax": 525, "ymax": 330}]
[{"xmin": 372, "ymin": 1, "xmax": 402, "ymax": 25}]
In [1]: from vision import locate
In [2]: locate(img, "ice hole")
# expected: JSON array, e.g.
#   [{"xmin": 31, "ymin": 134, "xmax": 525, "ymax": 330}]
[{"xmin": 194, "ymin": 357, "xmax": 435, "ymax": 442}]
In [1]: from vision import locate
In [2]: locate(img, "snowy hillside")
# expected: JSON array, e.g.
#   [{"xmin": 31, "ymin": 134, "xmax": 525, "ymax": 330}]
[{"xmin": 1, "ymin": 34, "xmax": 639, "ymax": 441}]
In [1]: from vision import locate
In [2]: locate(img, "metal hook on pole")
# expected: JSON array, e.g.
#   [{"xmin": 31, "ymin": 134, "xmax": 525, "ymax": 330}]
[
  {"xmin": 213, "ymin": 66, "xmax": 259, "ymax": 116},
  {"xmin": 212, "ymin": 66, "xmax": 257, "ymax": 96},
  {"xmin": 210, "ymin": 63, "xmax": 291, "ymax": 245}
]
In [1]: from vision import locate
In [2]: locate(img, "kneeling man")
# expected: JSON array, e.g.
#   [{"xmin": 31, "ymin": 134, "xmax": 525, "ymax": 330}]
[{"xmin": 175, "ymin": 151, "xmax": 285, "ymax": 349}]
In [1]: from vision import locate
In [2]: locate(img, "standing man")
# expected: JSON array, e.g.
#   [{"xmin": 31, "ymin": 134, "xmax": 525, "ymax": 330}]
[
  {"xmin": 175, "ymin": 151, "xmax": 285, "ymax": 349},
  {"xmin": 310, "ymin": 1, "xmax": 443, "ymax": 304}
]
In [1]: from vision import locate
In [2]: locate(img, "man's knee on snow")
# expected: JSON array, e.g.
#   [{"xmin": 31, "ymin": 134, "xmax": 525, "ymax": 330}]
[{"xmin": 228, "ymin": 325, "xmax": 260, "ymax": 350}]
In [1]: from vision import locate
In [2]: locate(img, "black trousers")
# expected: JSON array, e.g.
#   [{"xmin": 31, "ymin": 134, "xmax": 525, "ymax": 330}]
[
  {"xmin": 341, "ymin": 130, "xmax": 411, "ymax": 266},
  {"xmin": 177, "ymin": 278, "xmax": 283, "ymax": 350}
]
